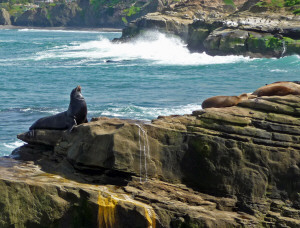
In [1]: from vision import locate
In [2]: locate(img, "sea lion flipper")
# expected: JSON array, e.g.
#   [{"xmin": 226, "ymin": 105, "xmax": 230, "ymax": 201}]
[{"xmin": 67, "ymin": 118, "xmax": 77, "ymax": 133}]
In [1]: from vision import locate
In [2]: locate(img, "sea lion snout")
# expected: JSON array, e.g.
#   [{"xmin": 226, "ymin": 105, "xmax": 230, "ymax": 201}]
[{"xmin": 76, "ymin": 85, "xmax": 81, "ymax": 92}]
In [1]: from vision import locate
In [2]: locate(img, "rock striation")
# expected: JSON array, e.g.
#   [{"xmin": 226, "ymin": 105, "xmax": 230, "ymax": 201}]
[{"xmin": 7, "ymin": 94, "xmax": 300, "ymax": 227}]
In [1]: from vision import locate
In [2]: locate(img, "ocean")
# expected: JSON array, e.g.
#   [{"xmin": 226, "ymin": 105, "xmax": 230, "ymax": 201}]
[{"xmin": 0, "ymin": 28, "xmax": 299, "ymax": 156}]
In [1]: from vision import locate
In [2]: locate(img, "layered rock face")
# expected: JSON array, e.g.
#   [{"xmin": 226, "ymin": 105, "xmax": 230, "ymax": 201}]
[
  {"xmin": 119, "ymin": 0, "xmax": 300, "ymax": 57},
  {"xmin": 9, "ymin": 94, "xmax": 300, "ymax": 227}
]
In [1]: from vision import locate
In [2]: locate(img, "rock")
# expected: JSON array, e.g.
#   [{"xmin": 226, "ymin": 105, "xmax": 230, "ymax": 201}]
[
  {"xmin": 120, "ymin": 12, "xmax": 193, "ymax": 41},
  {"xmin": 15, "ymin": 95, "xmax": 300, "ymax": 222},
  {"xmin": 13, "ymin": 0, "xmax": 163, "ymax": 28},
  {"xmin": 203, "ymin": 28, "xmax": 249, "ymax": 55},
  {"xmin": 15, "ymin": 8, "xmax": 51, "ymax": 27},
  {"xmin": 118, "ymin": 0, "xmax": 300, "ymax": 57},
  {"xmin": 0, "ymin": 8, "xmax": 11, "ymax": 25},
  {"xmin": 0, "ymin": 157, "xmax": 158, "ymax": 228}
]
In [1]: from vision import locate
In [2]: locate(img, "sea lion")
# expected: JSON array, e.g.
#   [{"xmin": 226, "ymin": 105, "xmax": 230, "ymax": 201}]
[
  {"xmin": 29, "ymin": 85, "xmax": 88, "ymax": 132},
  {"xmin": 252, "ymin": 81, "xmax": 300, "ymax": 97},
  {"xmin": 202, "ymin": 93, "xmax": 249, "ymax": 109}
]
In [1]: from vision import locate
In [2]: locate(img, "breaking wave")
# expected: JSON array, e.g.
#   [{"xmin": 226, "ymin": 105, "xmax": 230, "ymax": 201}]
[{"xmin": 35, "ymin": 31, "xmax": 252, "ymax": 66}]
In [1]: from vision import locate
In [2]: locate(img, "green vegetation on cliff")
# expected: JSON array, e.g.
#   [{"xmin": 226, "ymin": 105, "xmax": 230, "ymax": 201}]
[
  {"xmin": 255, "ymin": 0, "xmax": 300, "ymax": 13},
  {"xmin": 90, "ymin": 0, "xmax": 121, "ymax": 10}
]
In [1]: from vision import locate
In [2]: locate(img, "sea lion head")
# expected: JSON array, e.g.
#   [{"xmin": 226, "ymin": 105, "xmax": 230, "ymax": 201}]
[
  {"xmin": 70, "ymin": 85, "xmax": 84, "ymax": 100},
  {"xmin": 238, "ymin": 93, "xmax": 249, "ymax": 101}
]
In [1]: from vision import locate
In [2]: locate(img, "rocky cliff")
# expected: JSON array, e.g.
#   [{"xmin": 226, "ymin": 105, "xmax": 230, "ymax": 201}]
[
  {"xmin": 0, "ymin": 0, "xmax": 170, "ymax": 28},
  {"xmin": 118, "ymin": 0, "xmax": 300, "ymax": 57},
  {"xmin": 2, "ymin": 94, "xmax": 299, "ymax": 227}
]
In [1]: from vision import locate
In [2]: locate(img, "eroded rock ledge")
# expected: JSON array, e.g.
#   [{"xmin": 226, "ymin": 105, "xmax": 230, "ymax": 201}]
[{"xmin": 2, "ymin": 95, "xmax": 300, "ymax": 227}]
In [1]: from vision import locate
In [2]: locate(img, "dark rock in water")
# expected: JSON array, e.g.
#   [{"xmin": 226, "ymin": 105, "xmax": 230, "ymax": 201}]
[
  {"xmin": 9, "ymin": 92, "xmax": 300, "ymax": 227},
  {"xmin": 0, "ymin": 8, "xmax": 11, "ymax": 25}
]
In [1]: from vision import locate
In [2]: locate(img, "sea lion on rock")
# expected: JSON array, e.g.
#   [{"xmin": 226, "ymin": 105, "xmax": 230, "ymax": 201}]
[
  {"xmin": 29, "ymin": 85, "xmax": 88, "ymax": 132},
  {"xmin": 202, "ymin": 93, "xmax": 249, "ymax": 109},
  {"xmin": 252, "ymin": 81, "xmax": 300, "ymax": 97}
]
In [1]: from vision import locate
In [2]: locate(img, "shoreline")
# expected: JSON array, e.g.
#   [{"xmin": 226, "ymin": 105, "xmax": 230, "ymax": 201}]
[{"xmin": 0, "ymin": 25, "xmax": 122, "ymax": 32}]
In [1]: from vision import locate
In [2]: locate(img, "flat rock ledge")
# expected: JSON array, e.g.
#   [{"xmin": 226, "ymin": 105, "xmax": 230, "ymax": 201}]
[{"xmin": 2, "ymin": 95, "xmax": 300, "ymax": 227}]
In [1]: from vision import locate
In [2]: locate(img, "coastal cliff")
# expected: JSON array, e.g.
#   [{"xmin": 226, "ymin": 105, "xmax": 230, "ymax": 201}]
[
  {"xmin": 2, "ymin": 94, "xmax": 299, "ymax": 227},
  {"xmin": 118, "ymin": 0, "xmax": 300, "ymax": 57},
  {"xmin": 0, "ymin": 0, "xmax": 169, "ymax": 28}
]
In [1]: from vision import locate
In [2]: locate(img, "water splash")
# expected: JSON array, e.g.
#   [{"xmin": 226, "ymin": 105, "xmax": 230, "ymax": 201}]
[
  {"xmin": 135, "ymin": 123, "xmax": 150, "ymax": 182},
  {"xmin": 34, "ymin": 31, "xmax": 252, "ymax": 66},
  {"xmin": 281, "ymin": 40, "xmax": 287, "ymax": 57}
]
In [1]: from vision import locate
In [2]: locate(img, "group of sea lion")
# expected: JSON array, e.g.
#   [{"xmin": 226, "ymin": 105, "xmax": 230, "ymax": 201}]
[
  {"xmin": 28, "ymin": 81, "xmax": 299, "ymax": 132},
  {"xmin": 202, "ymin": 81, "xmax": 300, "ymax": 109}
]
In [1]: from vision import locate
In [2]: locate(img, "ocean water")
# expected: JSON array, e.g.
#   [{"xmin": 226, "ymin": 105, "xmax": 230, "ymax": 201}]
[{"xmin": 0, "ymin": 28, "xmax": 299, "ymax": 156}]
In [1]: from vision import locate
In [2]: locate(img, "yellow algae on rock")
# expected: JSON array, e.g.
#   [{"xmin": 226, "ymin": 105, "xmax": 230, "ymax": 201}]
[
  {"xmin": 145, "ymin": 207, "xmax": 156, "ymax": 228},
  {"xmin": 97, "ymin": 193, "xmax": 118, "ymax": 228}
]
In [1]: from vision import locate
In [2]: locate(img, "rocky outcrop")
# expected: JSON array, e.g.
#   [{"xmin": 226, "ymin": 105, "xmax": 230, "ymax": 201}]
[
  {"xmin": 119, "ymin": 0, "xmax": 300, "ymax": 57},
  {"xmin": 11, "ymin": 94, "xmax": 300, "ymax": 227},
  {"xmin": 0, "ymin": 8, "xmax": 11, "ymax": 25},
  {"xmin": 13, "ymin": 0, "xmax": 167, "ymax": 28}
]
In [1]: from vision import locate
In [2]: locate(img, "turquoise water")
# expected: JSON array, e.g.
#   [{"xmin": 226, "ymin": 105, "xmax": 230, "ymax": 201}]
[{"xmin": 0, "ymin": 28, "xmax": 299, "ymax": 156}]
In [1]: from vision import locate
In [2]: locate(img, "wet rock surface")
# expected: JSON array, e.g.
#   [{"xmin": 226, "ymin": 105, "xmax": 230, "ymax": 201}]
[{"xmin": 5, "ymin": 94, "xmax": 299, "ymax": 227}]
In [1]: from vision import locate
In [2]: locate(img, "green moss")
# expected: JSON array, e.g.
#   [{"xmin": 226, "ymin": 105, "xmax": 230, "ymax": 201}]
[
  {"xmin": 255, "ymin": 0, "xmax": 299, "ymax": 8},
  {"xmin": 190, "ymin": 140, "xmax": 211, "ymax": 158},
  {"xmin": 284, "ymin": 0, "xmax": 300, "ymax": 6},
  {"xmin": 283, "ymin": 37, "xmax": 295, "ymax": 43},
  {"xmin": 123, "ymin": 5, "xmax": 140, "ymax": 16},
  {"xmin": 223, "ymin": 0, "xmax": 235, "ymax": 6},
  {"xmin": 8, "ymin": 4, "xmax": 25, "ymax": 17},
  {"xmin": 122, "ymin": 16, "xmax": 128, "ymax": 24},
  {"xmin": 265, "ymin": 36, "xmax": 282, "ymax": 49},
  {"xmin": 293, "ymin": 8, "xmax": 300, "ymax": 14},
  {"xmin": 255, "ymin": 0, "xmax": 285, "ymax": 7},
  {"xmin": 90, "ymin": 0, "xmax": 121, "ymax": 10}
]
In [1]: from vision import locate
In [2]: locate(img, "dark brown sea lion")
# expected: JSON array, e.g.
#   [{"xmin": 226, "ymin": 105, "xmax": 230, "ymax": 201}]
[
  {"xmin": 202, "ymin": 93, "xmax": 249, "ymax": 109},
  {"xmin": 252, "ymin": 81, "xmax": 300, "ymax": 97},
  {"xmin": 29, "ymin": 85, "xmax": 88, "ymax": 132}
]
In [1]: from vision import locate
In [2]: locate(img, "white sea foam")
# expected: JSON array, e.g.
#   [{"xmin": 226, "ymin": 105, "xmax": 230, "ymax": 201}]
[
  {"xmin": 91, "ymin": 103, "xmax": 202, "ymax": 120},
  {"xmin": 18, "ymin": 28, "xmax": 117, "ymax": 34},
  {"xmin": 270, "ymin": 69, "xmax": 288, "ymax": 73},
  {"xmin": 3, "ymin": 140, "xmax": 24, "ymax": 149},
  {"xmin": 35, "ymin": 31, "xmax": 252, "ymax": 66}
]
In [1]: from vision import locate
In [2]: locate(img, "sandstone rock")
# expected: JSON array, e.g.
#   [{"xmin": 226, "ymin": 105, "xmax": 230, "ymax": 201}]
[
  {"xmin": 0, "ymin": 157, "xmax": 158, "ymax": 228},
  {"xmin": 16, "ymin": 95, "xmax": 300, "ymax": 220},
  {"xmin": 0, "ymin": 8, "xmax": 11, "ymax": 25}
]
